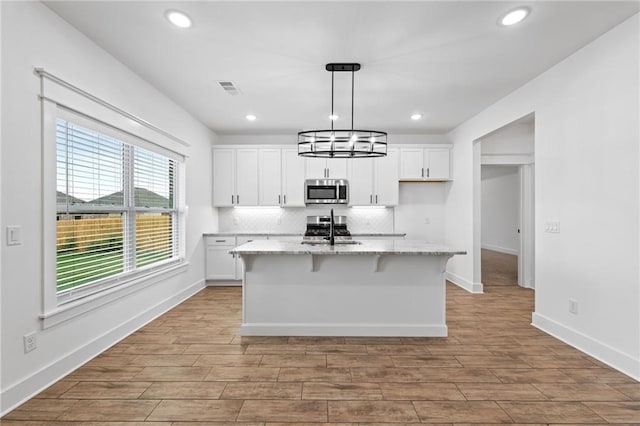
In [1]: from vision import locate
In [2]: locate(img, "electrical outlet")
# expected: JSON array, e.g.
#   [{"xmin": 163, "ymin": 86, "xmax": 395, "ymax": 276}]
[
  {"xmin": 569, "ymin": 299, "xmax": 578, "ymax": 315},
  {"xmin": 24, "ymin": 332, "xmax": 37, "ymax": 353},
  {"xmin": 545, "ymin": 221, "xmax": 560, "ymax": 233},
  {"xmin": 6, "ymin": 225, "xmax": 22, "ymax": 246}
]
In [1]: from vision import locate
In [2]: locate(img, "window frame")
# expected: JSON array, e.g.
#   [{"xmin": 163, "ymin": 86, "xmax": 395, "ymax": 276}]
[{"xmin": 42, "ymin": 103, "xmax": 187, "ymax": 328}]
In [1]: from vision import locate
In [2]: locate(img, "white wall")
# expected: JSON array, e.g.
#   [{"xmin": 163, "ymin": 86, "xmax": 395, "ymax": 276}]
[
  {"xmin": 481, "ymin": 122, "xmax": 534, "ymax": 156},
  {"xmin": 0, "ymin": 2, "xmax": 217, "ymax": 413},
  {"xmin": 395, "ymin": 183, "xmax": 446, "ymax": 242},
  {"xmin": 481, "ymin": 166, "xmax": 519, "ymax": 254},
  {"xmin": 445, "ymin": 15, "xmax": 639, "ymax": 379}
]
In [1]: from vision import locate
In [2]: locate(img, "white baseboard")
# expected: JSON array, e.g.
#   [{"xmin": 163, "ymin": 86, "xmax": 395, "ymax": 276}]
[
  {"xmin": 206, "ymin": 280, "xmax": 241, "ymax": 286},
  {"xmin": 239, "ymin": 323, "xmax": 447, "ymax": 337},
  {"xmin": 0, "ymin": 279, "xmax": 205, "ymax": 416},
  {"xmin": 532, "ymin": 312, "xmax": 640, "ymax": 381},
  {"xmin": 481, "ymin": 244, "xmax": 519, "ymax": 256},
  {"xmin": 446, "ymin": 271, "xmax": 483, "ymax": 293}
]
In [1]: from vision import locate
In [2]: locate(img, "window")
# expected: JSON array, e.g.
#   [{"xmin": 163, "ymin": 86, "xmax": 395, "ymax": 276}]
[{"xmin": 56, "ymin": 119, "xmax": 180, "ymax": 295}]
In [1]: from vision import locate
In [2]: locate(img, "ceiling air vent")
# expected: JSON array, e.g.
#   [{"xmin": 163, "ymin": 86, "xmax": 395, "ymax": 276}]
[{"xmin": 217, "ymin": 81, "xmax": 240, "ymax": 96}]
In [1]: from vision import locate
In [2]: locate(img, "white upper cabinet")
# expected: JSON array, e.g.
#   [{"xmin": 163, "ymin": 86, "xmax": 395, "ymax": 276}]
[
  {"xmin": 235, "ymin": 149, "xmax": 259, "ymax": 205},
  {"xmin": 305, "ymin": 158, "xmax": 348, "ymax": 179},
  {"xmin": 425, "ymin": 148, "xmax": 450, "ymax": 180},
  {"xmin": 259, "ymin": 148, "xmax": 282, "ymax": 206},
  {"xmin": 305, "ymin": 158, "xmax": 326, "ymax": 179},
  {"xmin": 399, "ymin": 147, "xmax": 424, "ymax": 180},
  {"xmin": 399, "ymin": 146, "xmax": 451, "ymax": 181},
  {"xmin": 212, "ymin": 148, "xmax": 258, "ymax": 206},
  {"xmin": 347, "ymin": 158, "xmax": 375, "ymax": 205},
  {"xmin": 212, "ymin": 148, "xmax": 235, "ymax": 207},
  {"xmin": 347, "ymin": 149, "xmax": 399, "ymax": 206},
  {"xmin": 375, "ymin": 149, "xmax": 399, "ymax": 205},
  {"xmin": 281, "ymin": 148, "xmax": 306, "ymax": 206},
  {"xmin": 326, "ymin": 158, "xmax": 348, "ymax": 179},
  {"xmin": 214, "ymin": 146, "xmax": 306, "ymax": 207}
]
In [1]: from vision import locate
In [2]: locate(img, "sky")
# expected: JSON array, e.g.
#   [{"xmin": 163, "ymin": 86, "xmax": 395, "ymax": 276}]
[{"xmin": 56, "ymin": 119, "xmax": 173, "ymax": 204}]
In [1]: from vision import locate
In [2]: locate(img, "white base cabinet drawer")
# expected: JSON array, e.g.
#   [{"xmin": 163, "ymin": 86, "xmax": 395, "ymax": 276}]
[
  {"xmin": 205, "ymin": 235, "xmax": 267, "ymax": 283},
  {"xmin": 205, "ymin": 243, "xmax": 236, "ymax": 280}
]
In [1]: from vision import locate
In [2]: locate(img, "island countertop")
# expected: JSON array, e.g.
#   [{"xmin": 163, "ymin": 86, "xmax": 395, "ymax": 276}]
[{"xmin": 229, "ymin": 239, "xmax": 466, "ymax": 256}]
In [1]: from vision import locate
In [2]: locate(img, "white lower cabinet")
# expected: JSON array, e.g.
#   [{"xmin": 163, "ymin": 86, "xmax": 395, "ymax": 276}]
[
  {"xmin": 205, "ymin": 236, "xmax": 236, "ymax": 281},
  {"xmin": 206, "ymin": 235, "xmax": 266, "ymax": 284}
]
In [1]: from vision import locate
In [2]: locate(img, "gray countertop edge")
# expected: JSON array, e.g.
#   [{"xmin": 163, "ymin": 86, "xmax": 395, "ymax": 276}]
[
  {"xmin": 228, "ymin": 240, "xmax": 465, "ymax": 256},
  {"xmin": 231, "ymin": 250, "xmax": 466, "ymax": 255}
]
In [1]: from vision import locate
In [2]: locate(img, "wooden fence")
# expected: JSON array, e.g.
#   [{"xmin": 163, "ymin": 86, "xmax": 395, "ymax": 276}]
[{"xmin": 57, "ymin": 215, "xmax": 171, "ymax": 253}]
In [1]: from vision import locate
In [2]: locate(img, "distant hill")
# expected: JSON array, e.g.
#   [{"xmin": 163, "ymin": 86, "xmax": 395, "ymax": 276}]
[
  {"xmin": 90, "ymin": 187, "xmax": 171, "ymax": 208},
  {"xmin": 57, "ymin": 191, "xmax": 86, "ymax": 205}
]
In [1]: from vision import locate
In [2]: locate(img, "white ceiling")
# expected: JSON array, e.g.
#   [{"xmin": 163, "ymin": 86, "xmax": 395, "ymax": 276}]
[{"xmin": 44, "ymin": 1, "xmax": 638, "ymax": 135}]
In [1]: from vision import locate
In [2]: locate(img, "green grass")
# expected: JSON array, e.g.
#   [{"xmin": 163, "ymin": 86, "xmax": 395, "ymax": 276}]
[{"xmin": 57, "ymin": 250, "xmax": 171, "ymax": 292}]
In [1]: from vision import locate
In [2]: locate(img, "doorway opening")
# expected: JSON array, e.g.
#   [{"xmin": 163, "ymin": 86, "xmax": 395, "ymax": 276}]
[
  {"xmin": 481, "ymin": 165, "xmax": 520, "ymax": 286},
  {"xmin": 474, "ymin": 113, "xmax": 535, "ymax": 290}
]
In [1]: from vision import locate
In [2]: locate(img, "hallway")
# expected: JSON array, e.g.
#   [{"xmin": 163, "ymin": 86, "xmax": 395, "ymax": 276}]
[{"xmin": 482, "ymin": 248, "xmax": 518, "ymax": 286}]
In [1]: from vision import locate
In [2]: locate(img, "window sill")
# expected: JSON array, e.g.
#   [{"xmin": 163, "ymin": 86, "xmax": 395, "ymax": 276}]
[{"xmin": 40, "ymin": 261, "xmax": 189, "ymax": 329}]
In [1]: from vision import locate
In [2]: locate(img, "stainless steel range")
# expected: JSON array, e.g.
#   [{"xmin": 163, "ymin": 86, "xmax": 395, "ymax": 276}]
[{"xmin": 302, "ymin": 214, "xmax": 353, "ymax": 244}]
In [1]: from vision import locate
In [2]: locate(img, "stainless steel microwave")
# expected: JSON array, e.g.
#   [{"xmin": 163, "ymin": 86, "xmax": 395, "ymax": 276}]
[{"xmin": 304, "ymin": 179, "xmax": 349, "ymax": 205}]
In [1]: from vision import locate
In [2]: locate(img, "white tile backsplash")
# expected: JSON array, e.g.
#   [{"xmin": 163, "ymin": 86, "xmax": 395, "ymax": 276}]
[{"xmin": 218, "ymin": 206, "xmax": 394, "ymax": 234}]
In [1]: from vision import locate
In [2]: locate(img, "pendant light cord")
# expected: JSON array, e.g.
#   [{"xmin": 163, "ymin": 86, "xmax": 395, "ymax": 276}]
[
  {"xmin": 351, "ymin": 70, "xmax": 355, "ymax": 132},
  {"xmin": 331, "ymin": 70, "xmax": 335, "ymax": 131}
]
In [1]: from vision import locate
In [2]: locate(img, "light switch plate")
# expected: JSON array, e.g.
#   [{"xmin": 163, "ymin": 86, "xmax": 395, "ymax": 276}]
[
  {"xmin": 6, "ymin": 226, "xmax": 22, "ymax": 246},
  {"xmin": 544, "ymin": 221, "xmax": 560, "ymax": 233}
]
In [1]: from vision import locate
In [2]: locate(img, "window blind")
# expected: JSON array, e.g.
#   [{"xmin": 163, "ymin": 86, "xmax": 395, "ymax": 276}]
[{"xmin": 56, "ymin": 119, "xmax": 181, "ymax": 295}]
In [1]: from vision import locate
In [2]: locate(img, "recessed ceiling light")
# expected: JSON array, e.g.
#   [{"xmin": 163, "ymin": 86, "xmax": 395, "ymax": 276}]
[
  {"xmin": 246, "ymin": 114, "xmax": 257, "ymax": 121},
  {"xmin": 329, "ymin": 114, "xmax": 339, "ymax": 121},
  {"xmin": 166, "ymin": 10, "xmax": 192, "ymax": 28},
  {"xmin": 411, "ymin": 113, "xmax": 423, "ymax": 121},
  {"xmin": 499, "ymin": 7, "xmax": 530, "ymax": 26}
]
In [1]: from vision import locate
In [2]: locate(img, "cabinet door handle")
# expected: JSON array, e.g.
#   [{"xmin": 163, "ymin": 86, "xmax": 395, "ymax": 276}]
[
  {"xmin": 427, "ymin": 167, "xmax": 430, "ymax": 178},
  {"xmin": 278, "ymin": 194, "xmax": 281, "ymax": 204},
  {"xmin": 215, "ymin": 240, "xmax": 226, "ymax": 242},
  {"xmin": 231, "ymin": 195, "xmax": 234, "ymax": 204},
  {"xmin": 283, "ymin": 194, "xmax": 287, "ymax": 204},
  {"xmin": 421, "ymin": 167, "xmax": 424, "ymax": 178},
  {"xmin": 370, "ymin": 194, "xmax": 373, "ymax": 204},
  {"xmin": 237, "ymin": 194, "xmax": 240, "ymax": 204},
  {"xmin": 376, "ymin": 194, "xmax": 378, "ymax": 204}
]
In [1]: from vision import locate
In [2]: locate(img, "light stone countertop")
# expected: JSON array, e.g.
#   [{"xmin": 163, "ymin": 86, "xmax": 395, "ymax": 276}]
[
  {"xmin": 203, "ymin": 232, "xmax": 406, "ymax": 237},
  {"xmin": 203, "ymin": 232, "xmax": 303, "ymax": 237},
  {"xmin": 228, "ymin": 239, "xmax": 465, "ymax": 256}
]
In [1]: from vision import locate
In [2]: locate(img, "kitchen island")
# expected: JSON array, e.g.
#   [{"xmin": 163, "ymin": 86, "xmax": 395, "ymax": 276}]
[{"xmin": 229, "ymin": 240, "xmax": 465, "ymax": 337}]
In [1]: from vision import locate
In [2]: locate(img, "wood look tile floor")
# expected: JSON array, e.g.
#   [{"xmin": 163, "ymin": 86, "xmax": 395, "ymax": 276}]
[
  {"xmin": 4, "ymin": 282, "xmax": 639, "ymax": 424},
  {"xmin": 482, "ymin": 249, "xmax": 518, "ymax": 286}
]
